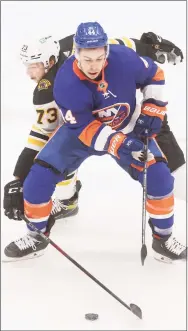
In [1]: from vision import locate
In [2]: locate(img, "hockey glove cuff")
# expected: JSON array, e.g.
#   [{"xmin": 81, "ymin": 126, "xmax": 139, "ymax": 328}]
[
  {"xmin": 4, "ymin": 179, "xmax": 24, "ymax": 220},
  {"xmin": 134, "ymin": 103, "xmax": 167, "ymax": 137}
]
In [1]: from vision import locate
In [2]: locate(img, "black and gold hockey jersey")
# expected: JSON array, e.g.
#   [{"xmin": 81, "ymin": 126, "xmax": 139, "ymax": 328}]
[{"xmin": 27, "ymin": 62, "xmax": 65, "ymax": 152}]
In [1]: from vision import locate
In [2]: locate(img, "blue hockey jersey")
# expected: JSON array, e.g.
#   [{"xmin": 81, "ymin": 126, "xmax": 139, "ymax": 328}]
[{"xmin": 53, "ymin": 44, "xmax": 167, "ymax": 151}]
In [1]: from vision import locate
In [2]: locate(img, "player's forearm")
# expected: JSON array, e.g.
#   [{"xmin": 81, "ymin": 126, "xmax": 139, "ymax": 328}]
[
  {"xmin": 13, "ymin": 126, "xmax": 52, "ymax": 180},
  {"xmin": 60, "ymin": 107, "xmax": 113, "ymax": 151},
  {"xmin": 142, "ymin": 65, "xmax": 168, "ymax": 108},
  {"xmin": 132, "ymin": 39, "xmax": 158, "ymax": 59},
  {"xmin": 13, "ymin": 147, "xmax": 39, "ymax": 181}
]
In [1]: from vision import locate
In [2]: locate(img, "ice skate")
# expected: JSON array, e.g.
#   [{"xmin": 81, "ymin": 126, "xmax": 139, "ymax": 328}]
[
  {"xmin": 152, "ymin": 233, "xmax": 187, "ymax": 263},
  {"xmin": 3, "ymin": 232, "xmax": 49, "ymax": 262},
  {"xmin": 51, "ymin": 180, "xmax": 81, "ymax": 220}
]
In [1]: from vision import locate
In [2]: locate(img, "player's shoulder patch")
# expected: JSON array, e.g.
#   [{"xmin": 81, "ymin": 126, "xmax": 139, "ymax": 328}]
[
  {"xmin": 33, "ymin": 64, "xmax": 58, "ymax": 105},
  {"xmin": 33, "ymin": 83, "xmax": 53, "ymax": 105},
  {"xmin": 38, "ymin": 79, "xmax": 51, "ymax": 91},
  {"xmin": 33, "ymin": 79, "xmax": 53, "ymax": 106}
]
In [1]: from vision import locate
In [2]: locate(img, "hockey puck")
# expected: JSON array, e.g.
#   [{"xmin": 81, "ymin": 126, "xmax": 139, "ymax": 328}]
[{"xmin": 85, "ymin": 313, "xmax": 99, "ymax": 321}]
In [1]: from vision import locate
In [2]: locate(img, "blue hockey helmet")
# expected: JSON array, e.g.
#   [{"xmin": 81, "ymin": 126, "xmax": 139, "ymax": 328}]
[{"xmin": 74, "ymin": 22, "xmax": 108, "ymax": 49}]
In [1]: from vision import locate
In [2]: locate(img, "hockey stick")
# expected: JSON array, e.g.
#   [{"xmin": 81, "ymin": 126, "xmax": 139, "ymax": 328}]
[
  {"xmin": 140, "ymin": 130, "xmax": 148, "ymax": 266},
  {"xmin": 20, "ymin": 213, "xmax": 142, "ymax": 319}
]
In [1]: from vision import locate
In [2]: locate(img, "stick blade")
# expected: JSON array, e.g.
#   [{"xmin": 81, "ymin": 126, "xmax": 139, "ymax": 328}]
[
  {"xmin": 130, "ymin": 303, "xmax": 142, "ymax": 319},
  {"xmin": 141, "ymin": 244, "xmax": 147, "ymax": 266}
]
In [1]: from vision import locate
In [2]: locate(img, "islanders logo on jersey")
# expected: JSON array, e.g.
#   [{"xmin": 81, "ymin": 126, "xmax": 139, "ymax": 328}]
[
  {"xmin": 92, "ymin": 103, "xmax": 130, "ymax": 130},
  {"xmin": 38, "ymin": 79, "xmax": 51, "ymax": 91}
]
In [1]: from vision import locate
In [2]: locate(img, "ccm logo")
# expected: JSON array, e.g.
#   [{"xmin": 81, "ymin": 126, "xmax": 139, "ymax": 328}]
[
  {"xmin": 143, "ymin": 106, "xmax": 166, "ymax": 116},
  {"xmin": 8, "ymin": 187, "xmax": 23, "ymax": 194}
]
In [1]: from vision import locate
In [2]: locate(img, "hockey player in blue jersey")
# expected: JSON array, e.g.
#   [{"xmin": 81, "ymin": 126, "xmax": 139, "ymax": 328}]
[{"xmin": 4, "ymin": 22, "xmax": 186, "ymax": 263}]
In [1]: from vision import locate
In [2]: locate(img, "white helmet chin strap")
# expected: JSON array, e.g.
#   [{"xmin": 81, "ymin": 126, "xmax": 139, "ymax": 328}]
[
  {"xmin": 44, "ymin": 67, "xmax": 49, "ymax": 73},
  {"xmin": 44, "ymin": 60, "xmax": 51, "ymax": 73},
  {"xmin": 106, "ymin": 44, "xmax": 109, "ymax": 58},
  {"xmin": 74, "ymin": 48, "xmax": 80, "ymax": 61}
]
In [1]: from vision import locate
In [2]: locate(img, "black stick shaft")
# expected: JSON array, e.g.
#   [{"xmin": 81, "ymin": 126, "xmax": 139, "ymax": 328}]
[
  {"xmin": 141, "ymin": 131, "xmax": 148, "ymax": 266},
  {"xmin": 21, "ymin": 214, "xmax": 140, "ymax": 316},
  {"xmin": 142, "ymin": 136, "xmax": 148, "ymax": 245}
]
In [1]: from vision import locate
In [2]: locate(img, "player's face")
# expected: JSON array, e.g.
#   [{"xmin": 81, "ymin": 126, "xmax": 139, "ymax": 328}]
[
  {"xmin": 26, "ymin": 62, "xmax": 46, "ymax": 83},
  {"xmin": 78, "ymin": 47, "xmax": 106, "ymax": 79}
]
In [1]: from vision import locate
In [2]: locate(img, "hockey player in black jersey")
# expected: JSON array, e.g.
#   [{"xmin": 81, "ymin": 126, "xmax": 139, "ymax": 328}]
[
  {"xmin": 3, "ymin": 32, "xmax": 185, "ymax": 261},
  {"xmin": 5, "ymin": 37, "xmax": 82, "ymax": 225}
]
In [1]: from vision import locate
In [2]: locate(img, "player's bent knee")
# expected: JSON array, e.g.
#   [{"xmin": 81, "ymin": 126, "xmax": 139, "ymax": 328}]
[
  {"xmin": 34, "ymin": 158, "xmax": 62, "ymax": 174},
  {"xmin": 23, "ymin": 163, "xmax": 65, "ymax": 204},
  {"xmin": 146, "ymin": 162, "xmax": 174, "ymax": 197}
]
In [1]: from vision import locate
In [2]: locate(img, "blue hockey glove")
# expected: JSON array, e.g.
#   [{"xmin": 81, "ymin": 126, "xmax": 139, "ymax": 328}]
[{"xmin": 106, "ymin": 132, "xmax": 147, "ymax": 168}]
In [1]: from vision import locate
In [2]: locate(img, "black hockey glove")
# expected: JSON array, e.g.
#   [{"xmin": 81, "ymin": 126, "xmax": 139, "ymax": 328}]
[
  {"xmin": 3, "ymin": 179, "xmax": 24, "ymax": 220},
  {"xmin": 140, "ymin": 32, "xmax": 183, "ymax": 65}
]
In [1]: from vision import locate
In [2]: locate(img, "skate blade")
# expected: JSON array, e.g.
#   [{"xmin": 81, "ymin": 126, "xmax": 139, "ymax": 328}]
[
  {"xmin": 55, "ymin": 206, "xmax": 79, "ymax": 221},
  {"xmin": 2, "ymin": 250, "xmax": 45, "ymax": 263},
  {"xmin": 153, "ymin": 252, "xmax": 186, "ymax": 264}
]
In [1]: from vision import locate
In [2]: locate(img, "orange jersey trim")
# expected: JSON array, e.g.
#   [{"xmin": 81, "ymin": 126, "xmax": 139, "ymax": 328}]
[
  {"xmin": 73, "ymin": 59, "xmax": 108, "ymax": 92},
  {"xmin": 78, "ymin": 120, "xmax": 103, "ymax": 147},
  {"xmin": 152, "ymin": 67, "xmax": 165, "ymax": 81}
]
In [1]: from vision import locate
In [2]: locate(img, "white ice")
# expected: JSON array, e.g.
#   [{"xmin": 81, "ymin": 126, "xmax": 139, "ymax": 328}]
[{"xmin": 1, "ymin": 1, "xmax": 187, "ymax": 330}]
